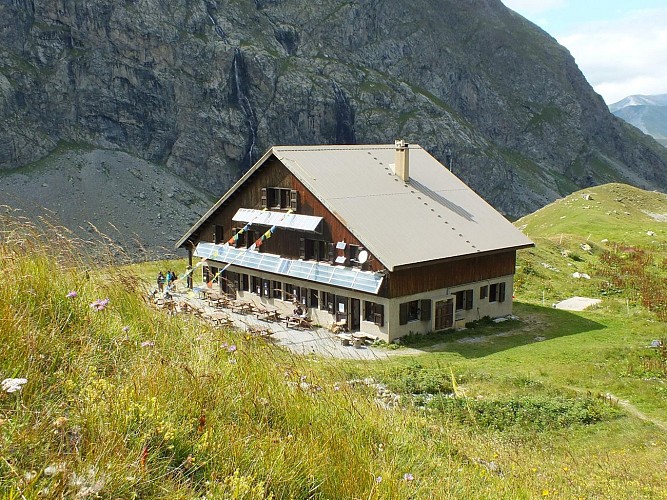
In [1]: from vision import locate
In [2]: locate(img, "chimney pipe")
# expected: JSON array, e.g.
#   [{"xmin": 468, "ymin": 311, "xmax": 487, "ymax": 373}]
[{"xmin": 394, "ymin": 139, "xmax": 409, "ymax": 182}]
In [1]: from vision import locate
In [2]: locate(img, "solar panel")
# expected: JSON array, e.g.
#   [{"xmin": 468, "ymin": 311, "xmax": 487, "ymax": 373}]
[
  {"xmin": 232, "ymin": 208, "xmax": 323, "ymax": 233},
  {"xmin": 195, "ymin": 242, "xmax": 383, "ymax": 294}
]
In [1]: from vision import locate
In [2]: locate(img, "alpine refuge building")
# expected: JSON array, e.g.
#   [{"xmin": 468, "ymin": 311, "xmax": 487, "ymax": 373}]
[{"xmin": 176, "ymin": 142, "xmax": 533, "ymax": 342}]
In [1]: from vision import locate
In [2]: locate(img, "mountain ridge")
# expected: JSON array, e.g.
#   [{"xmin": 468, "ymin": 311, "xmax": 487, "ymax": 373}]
[
  {"xmin": 1, "ymin": 0, "xmax": 666, "ymax": 227},
  {"xmin": 609, "ymin": 93, "xmax": 667, "ymax": 148}
]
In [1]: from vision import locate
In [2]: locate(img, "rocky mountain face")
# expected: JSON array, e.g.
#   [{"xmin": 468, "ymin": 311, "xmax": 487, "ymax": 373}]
[
  {"xmin": 610, "ymin": 94, "xmax": 667, "ymax": 148},
  {"xmin": 2, "ymin": 0, "xmax": 667, "ymax": 230}
]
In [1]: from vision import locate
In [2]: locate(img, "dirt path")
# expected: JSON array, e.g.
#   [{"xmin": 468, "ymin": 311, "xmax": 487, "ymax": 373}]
[{"xmin": 604, "ymin": 392, "xmax": 667, "ymax": 431}]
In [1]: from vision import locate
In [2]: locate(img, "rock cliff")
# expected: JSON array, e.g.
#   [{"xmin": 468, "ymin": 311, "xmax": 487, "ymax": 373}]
[{"xmin": 1, "ymin": 0, "xmax": 666, "ymax": 221}]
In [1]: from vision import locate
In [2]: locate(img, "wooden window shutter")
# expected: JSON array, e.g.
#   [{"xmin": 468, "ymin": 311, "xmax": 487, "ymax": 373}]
[
  {"xmin": 420, "ymin": 299, "xmax": 432, "ymax": 321},
  {"xmin": 375, "ymin": 304, "xmax": 385, "ymax": 327},
  {"xmin": 290, "ymin": 190, "xmax": 298, "ymax": 211},
  {"xmin": 465, "ymin": 289, "xmax": 474, "ymax": 310},
  {"xmin": 261, "ymin": 188, "xmax": 267, "ymax": 209},
  {"xmin": 399, "ymin": 303, "xmax": 408, "ymax": 325},
  {"xmin": 499, "ymin": 282, "xmax": 506, "ymax": 302},
  {"xmin": 327, "ymin": 242, "xmax": 335, "ymax": 262},
  {"xmin": 299, "ymin": 238, "xmax": 306, "ymax": 259}
]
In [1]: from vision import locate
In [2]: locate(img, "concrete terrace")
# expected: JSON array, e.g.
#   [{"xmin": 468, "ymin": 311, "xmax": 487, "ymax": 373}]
[{"xmin": 161, "ymin": 285, "xmax": 403, "ymax": 360}]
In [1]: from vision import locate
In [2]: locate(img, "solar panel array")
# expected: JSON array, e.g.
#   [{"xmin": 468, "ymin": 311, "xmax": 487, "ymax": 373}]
[{"xmin": 195, "ymin": 242, "xmax": 383, "ymax": 294}]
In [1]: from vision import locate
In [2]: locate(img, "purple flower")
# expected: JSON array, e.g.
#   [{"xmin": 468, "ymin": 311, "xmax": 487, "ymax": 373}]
[
  {"xmin": 375, "ymin": 476, "xmax": 382, "ymax": 483},
  {"xmin": 122, "ymin": 325, "xmax": 130, "ymax": 333},
  {"xmin": 228, "ymin": 344, "xmax": 237, "ymax": 353},
  {"xmin": 403, "ymin": 473, "xmax": 414, "ymax": 481},
  {"xmin": 141, "ymin": 340, "xmax": 155, "ymax": 348},
  {"xmin": 66, "ymin": 291, "xmax": 77, "ymax": 298},
  {"xmin": 90, "ymin": 298, "xmax": 109, "ymax": 311}
]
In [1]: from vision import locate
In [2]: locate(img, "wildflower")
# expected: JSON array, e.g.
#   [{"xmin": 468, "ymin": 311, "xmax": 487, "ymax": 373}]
[
  {"xmin": 333, "ymin": 384, "xmax": 341, "ymax": 391},
  {"xmin": 122, "ymin": 325, "xmax": 130, "ymax": 333},
  {"xmin": 403, "ymin": 473, "xmax": 414, "ymax": 481},
  {"xmin": 66, "ymin": 290, "xmax": 77, "ymax": 298},
  {"xmin": 89, "ymin": 298, "xmax": 109, "ymax": 311},
  {"xmin": 228, "ymin": 344, "xmax": 237, "ymax": 353},
  {"xmin": 141, "ymin": 341, "xmax": 155, "ymax": 348},
  {"xmin": 1, "ymin": 378, "xmax": 27, "ymax": 393},
  {"xmin": 53, "ymin": 416, "xmax": 68, "ymax": 429},
  {"xmin": 43, "ymin": 463, "xmax": 66, "ymax": 477},
  {"xmin": 375, "ymin": 476, "xmax": 382, "ymax": 483}
]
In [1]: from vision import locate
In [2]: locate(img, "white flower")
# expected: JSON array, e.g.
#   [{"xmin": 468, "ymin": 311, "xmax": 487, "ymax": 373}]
[{"xmin": 2, "ymin": 378, "xmax": 27, "ymax": 393}]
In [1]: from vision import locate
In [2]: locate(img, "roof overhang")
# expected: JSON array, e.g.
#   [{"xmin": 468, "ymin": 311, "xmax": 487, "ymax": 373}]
[
  {"xmin": 390, "ymin": 243, "xmax": 536, "ymax": 272},
  {"xmin": 195, "ymin": 242, "xmax": 384, "ymax": 294}
]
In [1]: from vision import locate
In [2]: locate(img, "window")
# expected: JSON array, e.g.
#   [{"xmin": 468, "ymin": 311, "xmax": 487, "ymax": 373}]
[
  {"xmin": 455, "ymin": 289, "xmax": 474, "ymax": 311},
  {"xmin": 399, "ymin": 300, "xmax": 419, "ymax": 325},
  {"xmin": 246, "ymin": 230, "xmax": 256, "ymax": 249},
  {"xmin": 399, "ymin": 299, "xmax": 431, "ymax": 325},
  {"xmin": 272, "ymin": 281, "xmax": 283, "ymax": 299},
  {"xmin": 310, "ymin": 289, "xmax": 319, "ymax": 308},
  {"xmin": 232, "ymin": 227, "xmax": 246, "ymax": 248},
  {"xmin": 262, "ymin": 187, "xmax": 298, "ymax": 211},
  {"xmin": 299, "ymin": 287, "xmax": 308, "ymax": 306},
  {"xmin": 214, "ymin": 225, "xmax": 224, "ymax": 244},
  {"xmin": 284, "ymin": 283, "xmax": 297, "ymax": 302},
  {"xmin": 251, "ymin": 275, "xmax": 261, "ymax": 295},
  {"xmin": 480, "ymin": 285, "xmax": 488, "ymax": 300},
  {"xmin": 489, "ymin": 282, "xmax": 506, "ymax": 303},
  {"xmin": 226, "ymin": 272, "xmax": 240, "ymax": 296},
  {"xmin": 320, "ymin": 291, "xmax": 334, "ymax": 312},
  {"xmin": 300, "ymin": 238, "xmax": 329, "ymax": 261},
  {"xmin": 347, "ymin": 244, "xmax": 365, "ymax": 267},
  {"xmin": 241, "ymin": 274, "xmax": 249, "ymax": 292},
  {"xmin": 364, "ymin": 301, "xmax": 384, "ymax": 326},
  {"xmin": 230, "ymin": 229, "xmax": 255, "ymax": 249}
]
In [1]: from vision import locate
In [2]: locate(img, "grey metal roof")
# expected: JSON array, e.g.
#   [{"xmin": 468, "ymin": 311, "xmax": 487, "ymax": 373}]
[
  {"xmin": 177, "ymin": 144, "xmax": 533, "ymax": 270},
  {"xmin": 273, "ymin": 144, "xmax": 533, "ymax": 270},
  {"xmin": 232, "ymin": 208, "xmax": 323, "ymax": 233},
  {"xmin": 195, "ymin": 242, "xmax": 384, "ymax": 294}
]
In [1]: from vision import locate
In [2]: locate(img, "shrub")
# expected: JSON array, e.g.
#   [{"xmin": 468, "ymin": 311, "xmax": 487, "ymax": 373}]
[
  {"xmin": 428, "ymin": 395, "xmax": 623, "ymax": 431},
  {"xmin": 382, "ymin": 365, "xmax": 455, "ymax": 395}
]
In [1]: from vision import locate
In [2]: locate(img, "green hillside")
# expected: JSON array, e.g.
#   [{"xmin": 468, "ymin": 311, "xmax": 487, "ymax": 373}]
[
  {"xmin": 514, "ymin": 183, "xmax": 667, "ymax": 317},
  {"xmin": 1, "ymin": 187, "xmax": 666, "ymax": 499}
]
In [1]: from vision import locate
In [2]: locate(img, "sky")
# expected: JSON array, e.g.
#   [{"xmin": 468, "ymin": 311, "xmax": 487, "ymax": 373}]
[{"xmin": 501, "ymin": 0, "xmax": 667, "ymax": 104}]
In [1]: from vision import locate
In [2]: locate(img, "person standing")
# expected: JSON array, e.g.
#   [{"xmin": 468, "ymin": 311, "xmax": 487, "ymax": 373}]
[{"xmin": 157, "ymin": 271, "xmax": 165, "ymax": 292}]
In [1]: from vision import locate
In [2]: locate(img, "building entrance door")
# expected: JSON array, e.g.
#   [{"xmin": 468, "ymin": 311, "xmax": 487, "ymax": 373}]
[{"xmin": 434, "ymin": 299, "xmax": 454, "ymax": 330}]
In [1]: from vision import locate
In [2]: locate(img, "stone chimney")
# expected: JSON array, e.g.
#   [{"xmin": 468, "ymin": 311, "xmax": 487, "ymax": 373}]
[{"xmin": 395, "ymin": 139, "xmax": 409, "ymax": 182}]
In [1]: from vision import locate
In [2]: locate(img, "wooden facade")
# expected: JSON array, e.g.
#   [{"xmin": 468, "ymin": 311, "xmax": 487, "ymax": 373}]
[
  {"xmin": 386, "ymin": 251, "xmax": 516, "ymax": 298},
  {"xmin": 193, "ymin": 156, "xmax": 384, "ymax": 272}
]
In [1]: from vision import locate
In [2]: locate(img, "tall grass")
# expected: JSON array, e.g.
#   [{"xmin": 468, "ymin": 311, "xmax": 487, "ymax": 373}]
[{"xmin": 1, "ymin": 212, "xmax": 666, "ymax": 498}]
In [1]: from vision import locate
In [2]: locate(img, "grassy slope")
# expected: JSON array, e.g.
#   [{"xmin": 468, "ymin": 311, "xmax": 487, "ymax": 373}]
[{"xmin": 1, "ymin": 184, "xmax": 666, "ymax": 498}]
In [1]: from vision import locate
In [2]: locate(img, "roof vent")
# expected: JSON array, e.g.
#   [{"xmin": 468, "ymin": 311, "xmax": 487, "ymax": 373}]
[{"xmin": 394, "ymin": 139, "xmax": 409, "ymax": 182}]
